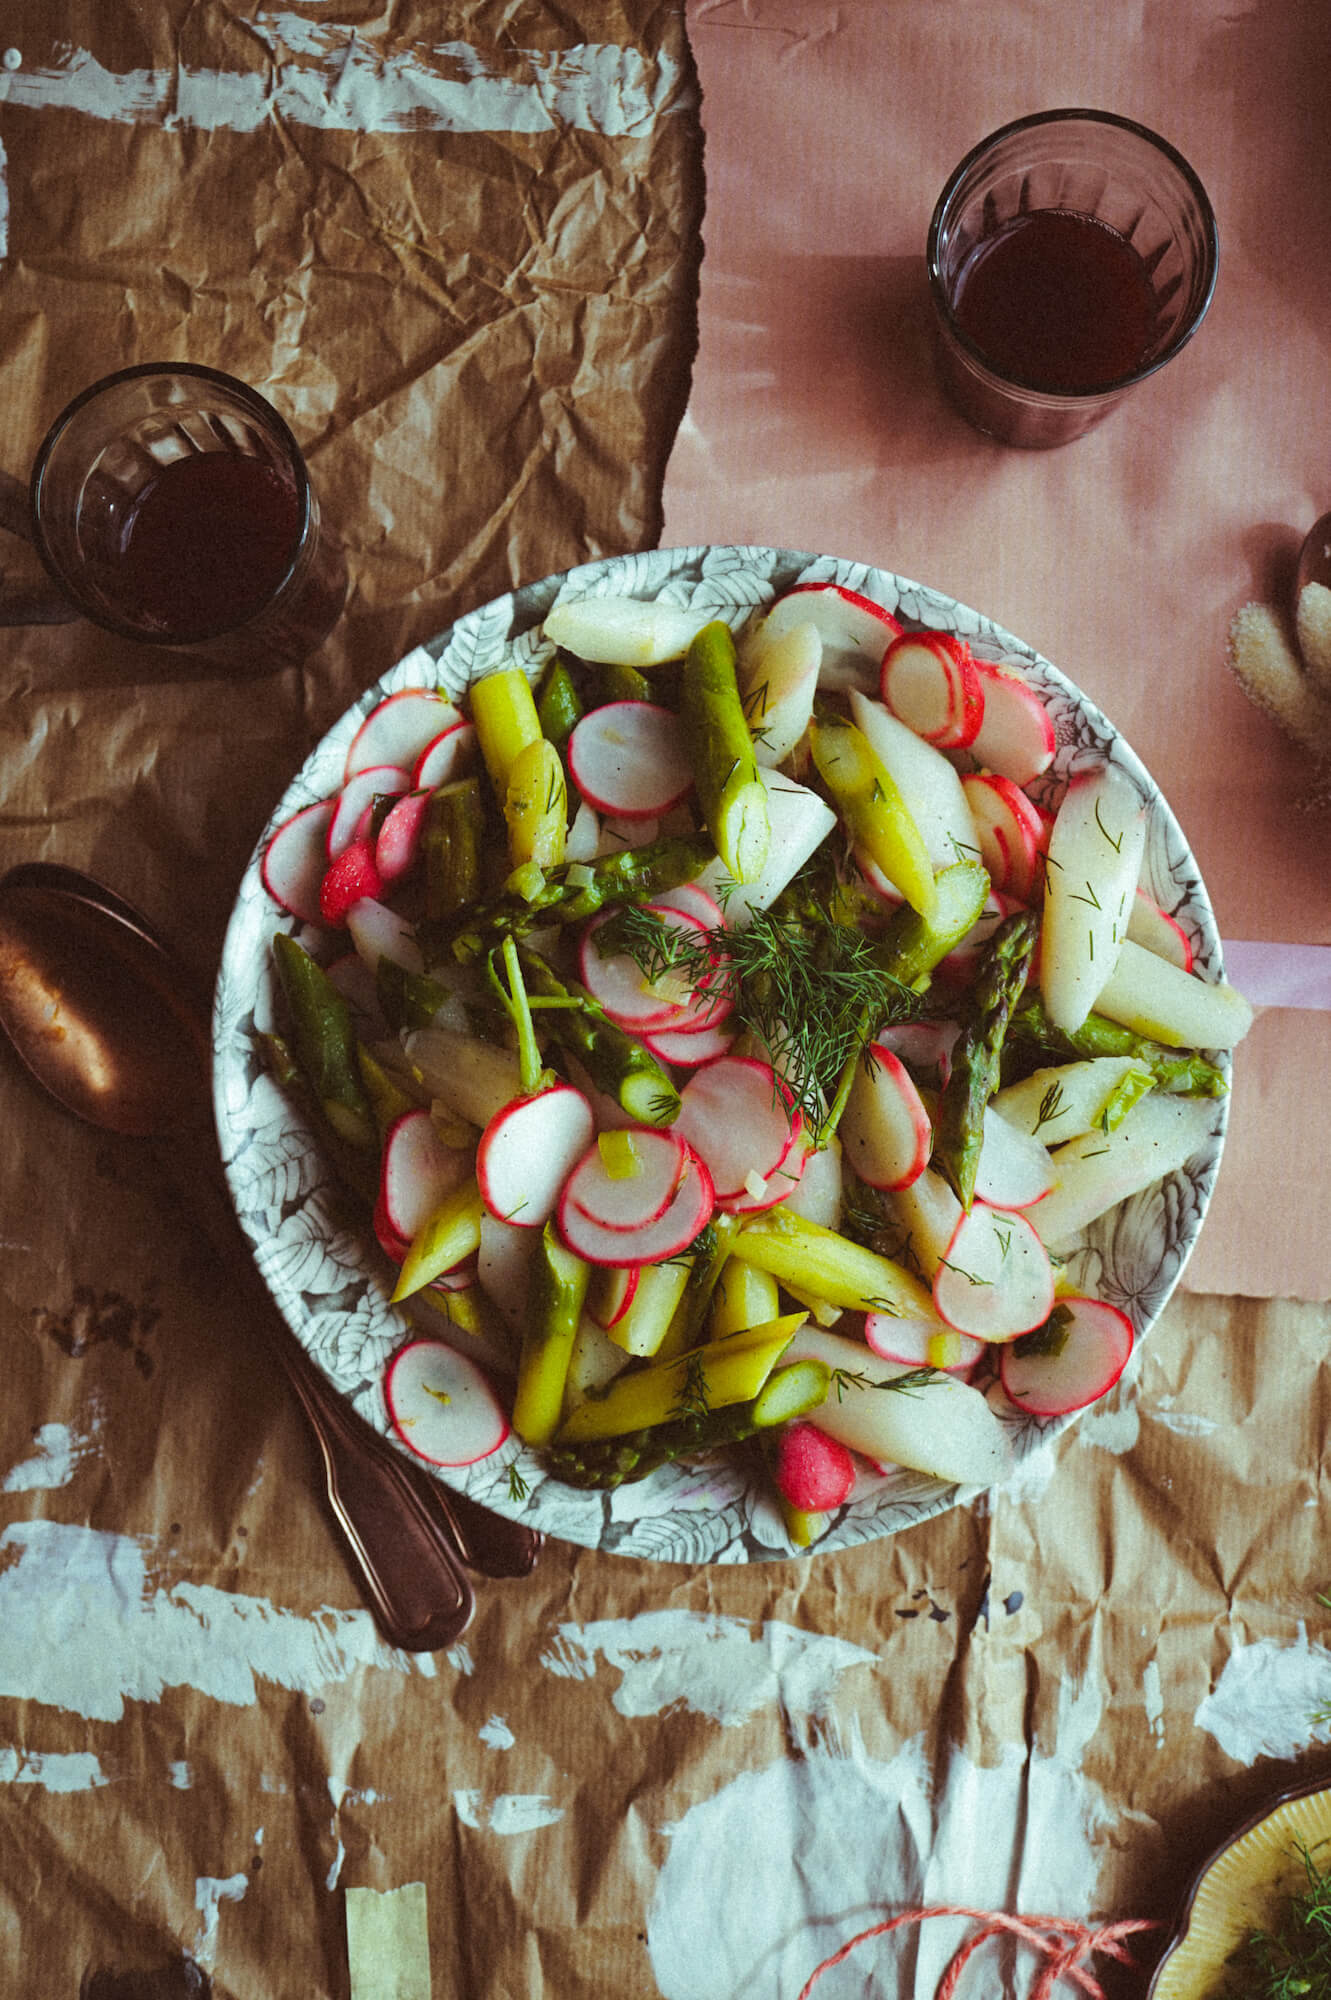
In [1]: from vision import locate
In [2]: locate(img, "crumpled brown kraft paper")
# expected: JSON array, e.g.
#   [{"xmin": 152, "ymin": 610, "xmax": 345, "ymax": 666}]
[{"xmin": 3, "ymin": 7, "xmax": 1330, "ymax": 2000}]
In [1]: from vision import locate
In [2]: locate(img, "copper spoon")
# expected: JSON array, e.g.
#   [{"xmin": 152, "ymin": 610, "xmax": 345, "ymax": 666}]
[
  {"xmin": 0, "ymin": 864, "xmax": 535, "ymax": 1643},
  {"xmin": 1295, "ymin": 511, "xmax": 1331, "ymax": 604}
]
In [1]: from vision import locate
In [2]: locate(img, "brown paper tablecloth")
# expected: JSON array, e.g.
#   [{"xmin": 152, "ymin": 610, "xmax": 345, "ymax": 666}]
[{"xmin": 2, "ymin": 6, "xmax": 1330, "ymax": 1998}]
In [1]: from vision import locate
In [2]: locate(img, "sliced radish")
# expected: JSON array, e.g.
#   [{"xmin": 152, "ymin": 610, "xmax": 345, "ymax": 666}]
[
  {"xmin": 674, "ymin": 1055, "xmax": 803, "ymax": 1202},
  {"xmin": 639, "ymin": 1018, "xmax": 737, "ymax": 1067},
  {"xmin": 847, "ymin": 690, "xmax": 980, "ymax": 871},
  {"xmin": 758, "ymin": 582, "xmax": 903, "ymax": 691},
  {"xmin": 556, "ymin": 1151, "xmax": 714, "ymax": 1267},
  {"xmin": 1041, "ymin": 766, "xmax": 1147, "ymax": 1034},
  {"xmin": 475, "ymin": 1084, "xmax": 596, "ymax": 1228},
  {"xmin": 652, "ymin": 881, "xmax": 728, "ymax": 932},
  {"xmin": 999, "ymin": 1297, "xmax": 1135, "ymax": 1417},
  {"xmin": 838, "ymin": 1044, "xmax": 932, "ymax": 1192},
  {"xmin": 881, "ymin": 631, "xmax": 983, "ymax": 749},
  {"xmin": 412, "ymin": 721, "xmax": 479, "ymax": 790},
  {"xmin": 873, "ymin": 1019, "xmax": 959, "ymax": 1089},
  {"xmin": 262, "ymin": 798, "xmax": 337, "ymax": 924},
  {"xmin": 578, "ymin": 904, "xmax": 710, "ymax": 1032},
  {"xmin": 378, "ymin": 1107, "xmax": 474, "ymax": 1242},
  {"xmin": 384, "ymin": 1337, "xmax": 509, "ymax": 1467},
  {"xmin": 961, "ymin": 773, "xmax": 1048, "ymax": 902},
  {"xmin": 564, "ymin": 1128, "xmax": 689, "ymax": 1234},
  {"xmin": 972, "ymin": 1106, "xmax": 1055, "ymax": 1209},
  {"xmin": 862, "ymin": 1313, "xmax": 984, "ymax": 1379},
  {"xmin": 327, "ymin": 764, "xmax": 413, "ymax": 859},
  {"xmin": 374, "ymin": 789, "xmax": 432, "ymax": 887},
  {"xmin": 1128, "ymin": 888, "xmax": 1194, "ymax": 973},
  {"xmin": 345, "ymin": 895, "xmax": 425, "ymax": 977},
  {"xmin": 567, "ymin": 701, "xmax": 694, "ymax": 820},
  {"xmin": 771, "ymin": 1420, "xmax": 855, "ymax": 1512},
  {"xmin": 967, "ymin": 659, "xmax": 1056, "ymax": 786},
  {"xmin": 855, "ymin": 850, "xmax": 905, "ymax": 912},
  {"xmin": 933, "ymin": 1202, "xmax": 1055, "ymax": 1342},
  {"xmin": 319, "ymin": 838, "xmax": 382, "ymax": 925},
  {"xmin": 588, "ymin": 1263, "xmax": 641, "ymax": 1331},
  {"xmin": 542, "ymin": 594, "xmax": 714, "ymax": 666},
  {"xmin": 345, "ymin": 690, "xmax": 463, "ymax": 782}
]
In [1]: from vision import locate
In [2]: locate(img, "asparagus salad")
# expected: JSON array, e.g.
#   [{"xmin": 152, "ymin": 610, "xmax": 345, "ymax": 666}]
[{"xmin": 253, "ymin": 566, "xmax": 1250, "ymax": 1549}]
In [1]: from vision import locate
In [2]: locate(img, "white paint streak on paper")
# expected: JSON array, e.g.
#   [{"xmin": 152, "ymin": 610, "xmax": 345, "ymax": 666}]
[
  {"xmin": 0, "ymin": 1746, "xmax": 107, "ymax": 1792},
  {"xmin": 1143, "ymin": 1658, "xmax": 1165, "ymax": 1744},
  {"xmin": 194, "ymin": 1871, "xmax": 249, "ymax": 1972},
  {"xmin": 3, "ymin": 1420, "xmax": 89, "ymax": 1491},
  {"xmin": 479, "ymin": 1714, "xmax": 515, "ymax": 1749},
  {"xmin": 454, "ymin": 1789, "xmax": 564, "ymax": 1834},
  {"xmin": 1194, "ymin": 1626, "xmax": 1331, "ymax": 1763},
  {"xmin": 648, "ymin": 1730, "xmax": 1116, "ymax": 2000},
  {"xmin": 0, "ymin": 25, "xmax": 679, "ymax": 137},
  {"xmin": 540, "ymin": 1610, "xmax": 877, "ymax": 1730},
  {"xmin": 0, "ymin": 1519, "xmax": 435, "ymax": 1721}
]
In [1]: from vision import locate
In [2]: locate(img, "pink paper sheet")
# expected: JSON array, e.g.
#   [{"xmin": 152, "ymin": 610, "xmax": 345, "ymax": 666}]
[{"xmin": 663, "ymin": 0, "xmax": 1331, "ymax": 1299}]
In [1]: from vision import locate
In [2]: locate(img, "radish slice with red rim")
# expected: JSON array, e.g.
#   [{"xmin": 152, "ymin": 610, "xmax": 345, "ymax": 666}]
[
  {"xmin": 475, "ymin": 1084, "xmax": 595, "ymax": 1228},
  {"xmin": 375, "ymin": 789, "xmax": 431, "ymax": 887},
  {"xmin": 838, "ymin": 1044, "xmax": 932, "ymax": 1192},
  {"xmin": 639, "ymin": 1018, "xmax": 736, "ymax": 1067},
  {"xmin": 588, "ymin": 1263, "xmax": 641, "ymax": 1330},
  {"xmin": 327, "ymin": 764, "xmax": 412, "ymax": 859},
  {"xmin": 384, "ymin": 1337, "xmax": 510, "ymax": 1466},
  {"xmin": 881, "ymin": 631, "xmax": 983, "ymax": 749},
  {"xmin": 412, "ymin": 721, "xmax": 479, "ymax": 790},
  {"xmin": 999, "ymin": 1297, "xmax": 1134, "ymax": 1417},
  {"xmin": 262, "ymin": 798, "xmax": 337, "ymax": 924},
  {"xmin": 932, "ymin": 1202, "xmax": 1055, "ymax": 1341},
  {"xmin": 967, "ymin": 659, "xmax": 1056, "ymax": 786},
  {"xmin": 760, "ymin": 582, "xmax": 903, "ymax": 691},
  {"xmin": 556, "ymin": 1151, "xmax": 714, "ymax": 1267},
  {"xmin": 379, "ymin": 1106, "xmax": 474, "ymax": 1242},
  {"xmin": 345, "ymin": 690, "xmax": 463, "ymax": 782},
  {"xmin": 578, "ymin": 904, "xmax": 710, "ymax": 1032},
  {"xmin": 564, "ymin": 1128, "xmax": 689, "ymax": 1234},
  {"xmin": 863, "ymin": 1313, "xmax": 984, "ymax": 1378},
  {"xmin": 1128, "ymin": 888, "xmax": 1194, "ymax": 972},
  {"xmin": 674, "ymin": 1054, "xmax": 803, "ymax": 1201},
  {"xmin": 650, "ymin": 881, "xmax": 728, "ymax": 932},
  {"xmin": 567, "ymin": 701, "xmax": 694, "ymax": 820},
  {"xmin": 872, "ymin": 1019, "xmax": 958, "ymax": 1089}
]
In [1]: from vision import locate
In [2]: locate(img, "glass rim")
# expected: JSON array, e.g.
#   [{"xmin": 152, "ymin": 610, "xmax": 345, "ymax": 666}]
[
  {"xmin": 926, "ymin": 107, "xmax": 1221, "ymax": 404},
  {"xmin": 28, "ymin": 361, "xmax": 314, "ymax": 646}
]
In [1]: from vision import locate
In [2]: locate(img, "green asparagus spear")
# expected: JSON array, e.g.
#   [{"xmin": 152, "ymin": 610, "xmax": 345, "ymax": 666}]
[
  {"xmin": 545, "ymin": 1357, "xmax": 832, "ymax": 1488},
  {"xmin": 517, "ymin": 948, "xmax": 681, "ymax": 1126},
  {"xmin": 429, "ymin": 832, "xmax": 715, "ymax": 963},
  {"xmin": 871, "ymin": 860, "xmax": 991, "ymax": 990},
  {"xmin": 512, "ymin": 1223, "xmax": 591, "ymax": 1446},
  {"xmin": 422, "ymin": 775, "xmax": 485, "ymax": 924},
  {"xmin": 680, "ymin": 620, "xmax": 770, "ymax": 883},
  {"xmin": 271, "ymin": 933, "xmax": 376, "ymax": 1150},
  {"xmin": 655, "ymin": 1213, "xmax": 740, "ymax": 1359},
  {"xmin": 1005, "ymin": 994, "xmax": 1229, "ymax": 1097},
  {"xmin": 375, "ymin": 960, "xmax": 454, "ymax": 1033},
  {"xmin": 534, "ymin": 655, "xmax": 584, "ymax": 752},
  {"xmin": 931, "ymin": 907, "xmax": 1040, "ymax": 1208}
]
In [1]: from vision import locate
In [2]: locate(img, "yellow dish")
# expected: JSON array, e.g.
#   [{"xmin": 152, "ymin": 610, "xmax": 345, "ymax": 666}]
[{"xmin": 1149, "ymin": 1779, "xmax": 1331, "ymax": 1997}]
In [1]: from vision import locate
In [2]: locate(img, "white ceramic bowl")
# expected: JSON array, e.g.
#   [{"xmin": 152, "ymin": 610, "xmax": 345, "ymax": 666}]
[{"xmin": 213, "ymin": 545, "xmax": 1229, "ymax": 1563}]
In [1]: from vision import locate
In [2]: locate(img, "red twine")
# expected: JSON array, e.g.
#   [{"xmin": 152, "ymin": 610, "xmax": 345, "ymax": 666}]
[{"xmin": 797, "ymin": 1904, "xmax": 1161, "ymax": 2000}]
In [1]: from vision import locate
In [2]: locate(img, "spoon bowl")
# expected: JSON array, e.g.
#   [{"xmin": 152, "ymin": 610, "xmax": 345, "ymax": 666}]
[
  {"xmin": 1295, "ymin": 510, "xmax": 1331, "ymax": 604},
  {"xmin": 0, "ymin": 861, "xmax": 540, "ymax": 1642}
]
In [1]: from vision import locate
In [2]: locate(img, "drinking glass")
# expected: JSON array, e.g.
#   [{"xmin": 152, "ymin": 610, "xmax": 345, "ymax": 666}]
[
  {"xmin": 927, "ymin": 110, "xmax": 1219, "ymax": 447},
  {"xmin": 0, "ymin": 363, "xmax": 346, "ymax": 670}
]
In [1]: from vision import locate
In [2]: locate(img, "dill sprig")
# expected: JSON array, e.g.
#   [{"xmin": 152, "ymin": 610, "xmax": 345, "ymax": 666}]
[
  {"xmin": 1219, "ymin": 1838, "xmax": 1331, "ymax": 1996},
  {"xmin": 601, "ymin": 886, "xmax": 918, "ymax": 1139}
]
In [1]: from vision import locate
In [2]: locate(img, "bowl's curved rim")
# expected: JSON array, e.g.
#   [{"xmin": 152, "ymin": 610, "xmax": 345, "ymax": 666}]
[
  {"xmin": 1145, "ymin": 1772, "xmax": 1331, "ymax": 1995},
  {"xmin": 212, "ymin": 542, "xmax": 1231, "ymax": 1564}
]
